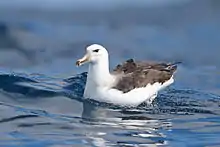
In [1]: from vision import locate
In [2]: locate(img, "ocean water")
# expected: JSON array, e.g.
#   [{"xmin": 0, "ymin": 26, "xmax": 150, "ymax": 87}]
[{"xmin": 0, "ymin": 0, "xmax": 220, "ymax": 146}]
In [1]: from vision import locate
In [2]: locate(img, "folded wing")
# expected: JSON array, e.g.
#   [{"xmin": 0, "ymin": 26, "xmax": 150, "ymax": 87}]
[{"xmin": 112, "ymin": 59, "xmax": 180, "ymax": 93}]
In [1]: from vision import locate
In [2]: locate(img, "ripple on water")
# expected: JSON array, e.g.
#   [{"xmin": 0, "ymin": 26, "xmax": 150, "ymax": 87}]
[{"xmin": 0, "ymin": 72, "xmax": 220, "ymax": 146}]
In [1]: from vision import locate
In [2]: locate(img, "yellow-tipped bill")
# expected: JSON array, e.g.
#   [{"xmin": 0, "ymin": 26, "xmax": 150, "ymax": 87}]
[{"xmin": 76, "ymin": 54, "xmax": 90, "ymax": 66}]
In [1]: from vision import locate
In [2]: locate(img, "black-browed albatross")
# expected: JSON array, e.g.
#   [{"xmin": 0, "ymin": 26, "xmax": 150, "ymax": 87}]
[{"xmin": 76, "ymin": 44, "xmax": 180, "ymax": 106}]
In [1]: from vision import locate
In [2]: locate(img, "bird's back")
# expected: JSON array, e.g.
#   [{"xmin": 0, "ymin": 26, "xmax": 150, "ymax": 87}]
[{"xmin": 112, "ymin": 59, "xmax": 180, "ymax": 93}]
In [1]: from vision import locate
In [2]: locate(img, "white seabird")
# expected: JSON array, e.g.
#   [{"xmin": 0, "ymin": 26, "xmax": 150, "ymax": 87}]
[{"xmin": 76, "ymin": 44, "xmax": 180, "ymax": 107}]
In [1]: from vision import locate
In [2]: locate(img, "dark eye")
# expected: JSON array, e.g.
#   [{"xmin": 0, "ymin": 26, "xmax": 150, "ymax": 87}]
[{"xmin": 93, "ymin": 49, "xmax": 99, "ymax": 53}]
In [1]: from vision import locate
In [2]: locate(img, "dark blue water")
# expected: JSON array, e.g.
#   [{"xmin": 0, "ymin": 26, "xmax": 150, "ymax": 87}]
[{"xmin": 0, "ymin": 0, "xmax": 220, "ymax": 146}]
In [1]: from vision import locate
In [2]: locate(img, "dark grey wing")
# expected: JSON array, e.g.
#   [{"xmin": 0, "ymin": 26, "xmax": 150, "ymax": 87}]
[{"xmin": 112, "ymin": 59, "xmax": 180, "ymax": 93}]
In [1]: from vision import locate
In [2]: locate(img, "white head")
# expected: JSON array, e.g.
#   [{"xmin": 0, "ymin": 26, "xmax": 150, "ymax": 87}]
[{"xmin": 76, "ymin": 44, "xmax": 109, "ymax": 66}]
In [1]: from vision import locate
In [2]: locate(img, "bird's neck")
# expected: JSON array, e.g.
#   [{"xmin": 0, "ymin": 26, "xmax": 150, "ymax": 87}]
[{"xmin": 87, "ymin": 57, "xmax": 113, "ymax": 87}]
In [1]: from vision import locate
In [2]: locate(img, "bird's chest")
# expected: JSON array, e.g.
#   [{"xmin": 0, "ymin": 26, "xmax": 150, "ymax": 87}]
[{"xmin": 83, "ymin": 76, "xmax": 114, "ymax": 98}]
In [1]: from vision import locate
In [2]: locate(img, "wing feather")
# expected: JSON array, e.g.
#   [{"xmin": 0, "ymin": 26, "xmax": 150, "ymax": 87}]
[{"xmin": 112, "ymin": 59, "xmax": 180, "ymax": 93}]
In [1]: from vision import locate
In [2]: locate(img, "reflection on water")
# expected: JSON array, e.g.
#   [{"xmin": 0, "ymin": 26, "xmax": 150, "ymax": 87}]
[
  {"xmin": 82, "ymin": 100, "xmax": 170, "ymax": 146},
  {"xmin": 0, "ymin": 72, "xmax": 219, "ymax": 146}
]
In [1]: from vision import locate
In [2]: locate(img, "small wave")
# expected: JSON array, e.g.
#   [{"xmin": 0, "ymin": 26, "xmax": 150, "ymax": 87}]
[
  {"xmin": 0, "ymin": 72, "xmax": 219, "ymax": 116},
  {"xmin": 0, "ymin": 74, "xmax": 59, "ymax": 97}
]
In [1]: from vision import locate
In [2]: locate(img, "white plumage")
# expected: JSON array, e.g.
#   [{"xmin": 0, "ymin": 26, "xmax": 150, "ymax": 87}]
[{"xmin": 76, "ymin": 44, "xmax": 177, "ymax": 107}]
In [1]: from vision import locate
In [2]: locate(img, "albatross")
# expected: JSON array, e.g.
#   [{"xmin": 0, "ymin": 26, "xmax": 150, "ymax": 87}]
[{"xmin": 76, "ymin": 44, "xmax": 180, "ymax": 107}]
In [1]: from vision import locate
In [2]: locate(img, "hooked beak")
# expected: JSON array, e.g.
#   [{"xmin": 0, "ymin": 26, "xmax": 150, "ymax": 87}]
[{"xmin": 76, "ymin": 53, "xmax": 90, "ymax": 66}]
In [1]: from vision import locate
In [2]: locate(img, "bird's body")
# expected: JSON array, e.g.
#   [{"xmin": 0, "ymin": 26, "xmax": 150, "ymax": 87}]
[{"xmin": 76, "ymin": 44, "xmax": 180, "ymax": 107}]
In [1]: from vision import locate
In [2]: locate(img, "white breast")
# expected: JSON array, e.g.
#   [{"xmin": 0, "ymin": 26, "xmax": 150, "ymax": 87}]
[{"xmin": 84, "ymin": 76, "xmax": 174, "ymax": 107}]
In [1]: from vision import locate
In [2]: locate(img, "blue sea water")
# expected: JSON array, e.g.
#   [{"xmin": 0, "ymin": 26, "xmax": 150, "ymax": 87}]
[{"xmin": 0, "ymin": 0, "xmax": 220, "ymax": 146}]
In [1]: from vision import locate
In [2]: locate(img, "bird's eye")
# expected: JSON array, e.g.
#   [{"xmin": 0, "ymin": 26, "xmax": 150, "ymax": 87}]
[{"xmin": 93, "ymin": 49, "xmax": 99, "ymax": 53}]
